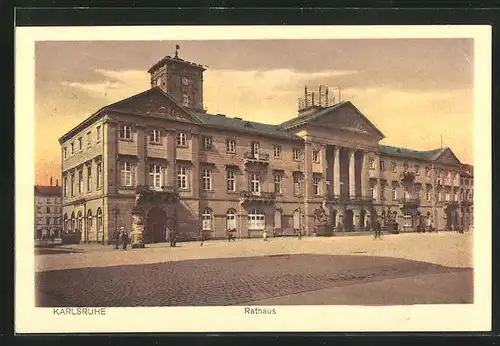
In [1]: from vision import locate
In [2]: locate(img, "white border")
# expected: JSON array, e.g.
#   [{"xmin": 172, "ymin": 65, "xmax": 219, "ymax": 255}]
[{"xmin": 15, "ymin": 25, "xmax": 492, "ymax": 333}]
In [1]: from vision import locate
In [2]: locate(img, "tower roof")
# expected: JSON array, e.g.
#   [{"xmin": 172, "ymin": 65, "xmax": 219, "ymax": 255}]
[{"xmin": 148, "ymin": 55, "xmax": 206, "ymax": 74}]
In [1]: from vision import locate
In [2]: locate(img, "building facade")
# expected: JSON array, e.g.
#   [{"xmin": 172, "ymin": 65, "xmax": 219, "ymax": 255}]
[
  {"xmin": 59, "ymin": 51, "xmax": 474, "ymax": 243},
  {"xmin": 34, "ymin": 180, "xmax": 63, "ymax": 239}
]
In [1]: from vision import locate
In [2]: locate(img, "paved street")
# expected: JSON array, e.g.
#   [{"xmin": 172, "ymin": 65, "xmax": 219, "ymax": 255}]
[{"xmin": 35, "ymin": 232, "xmax": 473, "ymax": 307}]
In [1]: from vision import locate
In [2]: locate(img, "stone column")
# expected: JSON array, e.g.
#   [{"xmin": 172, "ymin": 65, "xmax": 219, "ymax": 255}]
[
  {"xmin": 333, "ymin": 146, "xmax": 341, "ymax": 198},
  {"xmin": 321, "ymin": 144, "xmax": 327, "ymax": 196},
  {"xmin": 361, "ymin": 150, "xmax": 370, "ymax": 199},
  {"xmin": 303, "ymin": 141, "xmax": 314, "ymax": 235},
  {"xmin": 375, "ymin": 152, "xmax": 381, "ymax": 203},
  {"xmin": 348, "ymin": 148, "xmax": 356, "ymax": 198}
]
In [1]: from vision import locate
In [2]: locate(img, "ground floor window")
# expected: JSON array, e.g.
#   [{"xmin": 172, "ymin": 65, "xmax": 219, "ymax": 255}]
[
  {"xmin": 293, "ymin": 209, "xmax": 302, "ymax": 230},
  {"xmin": 226, "ymin": 209, "xmax": 236, "ymax": 230},
  {"xmin": 404, "ymin": 212, "xmax": 412, "ymax": 227},
  {"xmin": 248, "ymin": 209, "xmax": 265, "ymax": 230},
  {"xmin": 202, "ymin": 208, "xmax": 213, "ymax": 231}
]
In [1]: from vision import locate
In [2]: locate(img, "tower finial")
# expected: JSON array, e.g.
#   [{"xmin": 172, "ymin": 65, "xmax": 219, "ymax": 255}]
[{"xmin": 175, "ymin": 44, "xmax": 180, "ymax": 58}]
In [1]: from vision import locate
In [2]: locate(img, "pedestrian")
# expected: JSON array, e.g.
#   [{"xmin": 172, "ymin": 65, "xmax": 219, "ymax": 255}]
[
  {"xmin": 263, "ymin": 230, "xmax": 268, "ymax": 241},
  {"xmin": 200, "ymin": 228, "xmax": 205, "ymax": 247},
  {"xmin": 374, "ymin": 219, "xmax": 381, "ymax": 239},
  {"xmin": 168, "ymin": 227, "xmax": 175, "ymax": 247},
  {"xmin": 113, "ymin": 228, "xmax": 120, "ymax": 249},
  {"xmin": 121, "ymin": 228, "xmax": 129, "ymax": 250},
  {"xmin": 297, "ymin": 229, "xmax": 302, "ymax": 240}
]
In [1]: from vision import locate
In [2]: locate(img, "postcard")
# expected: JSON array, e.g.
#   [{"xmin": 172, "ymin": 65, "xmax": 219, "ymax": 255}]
[{"xmin": 15, "ymin": 25, "xmax": 491, "ymax": 333}]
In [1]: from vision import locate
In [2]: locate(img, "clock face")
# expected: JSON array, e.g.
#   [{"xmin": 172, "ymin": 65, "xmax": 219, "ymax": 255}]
[{"xmin": 182, "ymin": 77, "xmax": 190, "ymax": 86}]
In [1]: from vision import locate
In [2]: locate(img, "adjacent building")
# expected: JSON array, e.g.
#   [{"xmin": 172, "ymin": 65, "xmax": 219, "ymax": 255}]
[
  {"xmin": 59, "ymin": 50, "xmax": 474, "ymax": 243},
  {"xmin": 34, "ymin": 178, "xmax": 63, "ymax": 239}
]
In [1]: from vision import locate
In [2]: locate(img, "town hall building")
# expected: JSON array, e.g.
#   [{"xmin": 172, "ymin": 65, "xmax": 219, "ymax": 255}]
[{"xmin": 59, "ymin": 48, "xmax": 474, "ymax": 243}]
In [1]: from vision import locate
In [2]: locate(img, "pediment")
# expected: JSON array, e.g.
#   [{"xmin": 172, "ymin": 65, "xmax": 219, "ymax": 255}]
[
  {"xmin": 309, "ymin": 102, "xmax": 384, "ymax": 140},
  {"xmin": 434, "ymin": 148, "xmax": 462, "ymax": 166},
  {"xmin": 105, "ymin": 88, "xmax": 201, "ymax": 123}
]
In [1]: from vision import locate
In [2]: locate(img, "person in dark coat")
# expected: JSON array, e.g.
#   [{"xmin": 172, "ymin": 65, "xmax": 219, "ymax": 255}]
[
  {"xmin": 169, "ymin": 227, "xmax": 176, "ymax": 247},
  {"xmin": 113, "ymin": 228, "xmax": 120, "ymax": 249},
  {"xmin": 121, "ymin": 228, "xmax": 129, "ymax": 250}
]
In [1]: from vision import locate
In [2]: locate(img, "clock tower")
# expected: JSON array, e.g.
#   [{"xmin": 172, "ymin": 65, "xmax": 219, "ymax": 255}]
[{"xmin": 148, "ymin": 45, "xmax": 206, "ymax": 113}]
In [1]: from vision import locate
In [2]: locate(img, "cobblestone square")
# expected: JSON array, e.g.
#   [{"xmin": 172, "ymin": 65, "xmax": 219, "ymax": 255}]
[{"xmin": 35, "ymin": 232, "xmax": 473, "ymax": 306}]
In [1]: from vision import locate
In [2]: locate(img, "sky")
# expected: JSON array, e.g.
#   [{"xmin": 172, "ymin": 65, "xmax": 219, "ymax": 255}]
[{"xmin": 34, "ymin": 39, "xmax": 474, "ymax": 185}]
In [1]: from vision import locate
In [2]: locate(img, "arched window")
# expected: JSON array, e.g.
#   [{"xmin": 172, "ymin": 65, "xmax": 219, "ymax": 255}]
[
  {"xmin": 226, "ymin": 209, "xmax": 236, "ymax": 230},
  {"xmin": 70, "ymin": 212, "xmax": 75, "ymax": 231},
  {"xmin": 248, "ymin": 209, "xmax": 265, "ymax": 230},
  {"xmin": 273, "ymin": 209, "xmax": 282, "ymax": 230},
  {"xmin": 63, "ymin": 213, "xmax": 68, "ymax": 232},
  {"xmin": 96, "ymin": 208, "xmax": 103, "ymax": 233},
  {"xmin": 202, "ymin": 208, "xmax": 213, "ymax": 231},
  {"xmin": 77, "ymin": 211, "xmax": 82, "ymax": 232},
  {"xmin": 87, "ymin": 210, "xmax": 93, "ymax": 235},
  {"xmin": 293, "ymin": 209, "xmax": 302, "ymax": 230}
]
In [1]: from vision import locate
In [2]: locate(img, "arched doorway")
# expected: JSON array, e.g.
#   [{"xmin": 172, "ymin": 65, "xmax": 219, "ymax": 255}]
[
  {"xmin": 330, "ymin": 208, "xmax": 337, "ymax": 228},
  {"xmin": 87, "ymin": 210, "xmax": 93, "ymax": 241},
  {"xmin": 344, "ymin": 209, "xmax": 354, "ymax": 231},
  {"xmin": 359, "ymin": 209, "xmax": 366, "ymax": 230},
  {"xmin": 144, "ymin": 207, "xmax": 167, "ymax": 244}
]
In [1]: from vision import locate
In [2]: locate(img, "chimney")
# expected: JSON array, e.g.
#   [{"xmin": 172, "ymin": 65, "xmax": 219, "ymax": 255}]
[
  {"xmin": 50, "ymin": 176, "xmax": 53, "ymax": 186},
  {"xmin": 56, "ymin": 179, "xmax": 59, "ymax": 187}
]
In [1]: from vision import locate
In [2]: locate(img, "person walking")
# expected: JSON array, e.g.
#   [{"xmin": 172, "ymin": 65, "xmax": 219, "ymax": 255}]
[
  {"xmin": 121, "ymin": 228, "xmax": 129, "ymax": 250},
  {"xmin": 262, "ymin": 229, "xmax": 268, "ymax": 241},
  {"xmin": 374, "ymin": 219, "xmax": 382, "ymax": 239},
  {"xmin": 200, "ymin": 228, "xmax": 205, "ymax": 247},
  {"xmin": 168, "ymin": 227, "xmax": 175, "ymax": 247}
]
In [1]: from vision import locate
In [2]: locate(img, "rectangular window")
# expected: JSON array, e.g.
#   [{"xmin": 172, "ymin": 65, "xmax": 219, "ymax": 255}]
[
  {"xmin": 177, "ymin": 166, "xmax": 188, "ymax": 190},
  {"xmin": 426, "ymin": 191, "xmax": 431, "ymax": 202},
  {"xmin": 380, "ymin": 186, "xmax": 385, "ymax": 200},
  {"xmin": 46, "ymin": 217, "xmax": 51, "ymax": 225},
  {"xmin": 273, "ymin": 145, "xmax": 281, "ymax": 158},
  {"xmin": 202, "ymin": 169, "xmax": 212, "ymax": 191},
  {"xmin": 312, "ymin": 150, "xmax": 320, "ymax": 163},
  {"xmin": 78, "ymin": 170, "xmax": 83, "ymax": 193},
  {"xmin": 119, "ymin": 125, "xmax": 132, "ymax": 140},
  {"xmin": 404, "ymin": 213, "xmax": 412, "ymax": 227},
  {"xmin": 415, "ymin": 165, "xmax": 420, "ymax": 175},
  {"xmin": 226, "ymin": 139, "xmax": 236, "ymax": 153},
  {"xmin": 176, "ymin": 132, "xmax": 187, "ymax": 147},
  {"xmin": 203, "ymin": 136, "xmax": 212, "ymax": 150},
  {"xmin": 368, "ymin": 157, "xmax": 375, "ymax": 169},
  {"xmin": 182, "ymin": 93, "xmax": 190, "ymax": 107},
  {"xmin": 96, "ymin": 162, "xmax": 102, "ymax": 190},
  {"xmin": 293, "ymin": 174, "xmax": 301, "ymax": 195},
  {"xmin": 313, "ymin": 176, "xmax": 321, "ymax": 196},
  {"xmin": 63, "ymin": 147, "xmax": 67, "ymax": 159},
  {"xmin": 87, "ymin": 166, "xmax": 92, "ymax": 192},
  {"xmin": 391, "ymin": 161, "xmax": 397, "ymax": 172},
  {"xmin": 121, "ymin": 161, "xmax": 133, "ymax": 186},
  {"xmin": 445, "ymin": 192, "xmax": 450, "ymax": 201},
  {"xmin": 250, "ymin": 173, "xmax": 260, "ymax": 194},
  {"xmin": 70, "ymin": 143, "xmax": 74, "ymax": 155},
  {"xmin": 293, "ymin": 149, "xmax": 301, "ymax": 161},
  {"xmin": 251, "ymin": 142, "xmax": 260, "ymax": 158},
  {"xmin": 63, "ymin": 176, "xmax": 68, "ymax": 197},
  {"xmin": 96, "ymin": 126, "xmax": 101, "ymax": 142},
  {"xmin": 70, "ymin": 174, "xmax": 75, "ymax": 196},
  {"xmin": 149, "ymin": 164, "xmax": 162, "ymax": 189},
  {"xmin": 380, "ymin": 160, "xmax": 385, "ymax": 172},
  {"xmin": 274, "ymin": 174, "xmax": 282, "ymax": 194},
  {"xmin": 78, "ymin": 137, "xmax": 83, "ymax": 151},
  {"xmin": 392, "ymin": 186, "xmax": 397, "ymax": 200},
  {"xmin": 46, "ymin": 206, "xmax": 50, "ymax": 213},
  {"xmin": 150, "ymin": 129, "xmax": 161, "ymax": 144},
  {"xmin": 87, "ymin": 132, "xmax": 92, "ymax": 147},
  {"xmin": 227, "ymin": 170, "xmax": 236, "ymax": 192},
  {"xmin": 370, "ymin": 186, "xmax": 375, "ymax": 199},
  {"xmin": 438, "ymin": 192, "xmax": 442, "ymax": 201}
]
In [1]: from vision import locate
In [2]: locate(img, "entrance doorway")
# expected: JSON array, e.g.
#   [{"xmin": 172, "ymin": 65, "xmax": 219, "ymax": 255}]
[
  {"xmin": 344, "ymin": 209, "xmax": 354, "ymax": 231},
  {"xmin": 144, "ymin": 207, "xmax": 168, "ymax": 243}
]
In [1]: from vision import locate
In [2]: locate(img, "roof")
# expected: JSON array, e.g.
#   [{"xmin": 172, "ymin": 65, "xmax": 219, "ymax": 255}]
[
  {"xmin": 148, "ymin": 55, "xmax": 206, "ymax": 74},
  {"xmin": 34, "ymin": 185, "xmax": 62, "ymax": 196},
  {"xmin": 279, "ymin": 101, "xmax": 385, "ymax": 140},
  {"xmin": 378, "ymin": 144, "xmax": 447, "ymax": 162},
  {"xmin": 191, "ymin": 112, "xmax": 302, "ymax": 141}
]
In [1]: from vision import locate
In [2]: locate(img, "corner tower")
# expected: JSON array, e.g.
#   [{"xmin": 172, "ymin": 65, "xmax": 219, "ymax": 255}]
[{"xmin": 148, "ymin": 45, "xmax": 206, "ymax": 113}]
